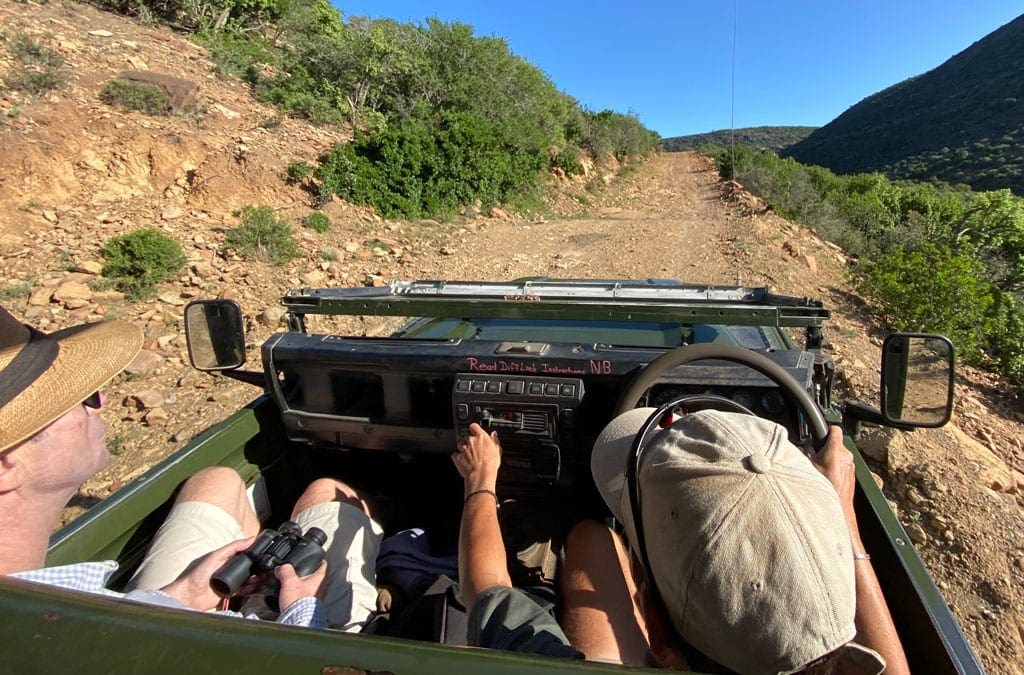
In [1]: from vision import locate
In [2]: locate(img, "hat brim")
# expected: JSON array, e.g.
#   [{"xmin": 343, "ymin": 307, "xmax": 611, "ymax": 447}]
[
  {"xmin": 0, "ymin": 319, "xmax": 143, "ymax": 452},
  {"xmin": 590, "ymin": 407, "xmax": 657, "ymax": 527}
]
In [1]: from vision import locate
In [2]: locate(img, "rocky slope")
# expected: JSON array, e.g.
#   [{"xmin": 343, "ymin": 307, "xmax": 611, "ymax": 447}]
[{"xmin": 1, "ymin": 2, "xmax": 1022, "ymax": 672}]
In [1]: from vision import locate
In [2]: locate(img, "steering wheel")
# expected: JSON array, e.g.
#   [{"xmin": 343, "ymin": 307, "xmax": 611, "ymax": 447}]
[{"xmin": 613, "ymin": 343, "xmax": 829, "ymax": 447}]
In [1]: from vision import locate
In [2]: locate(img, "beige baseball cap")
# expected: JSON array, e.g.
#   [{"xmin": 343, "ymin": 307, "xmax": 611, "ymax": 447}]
[{"xmin": 591, "ymin": 408, "xmax": 885, "ymax": 675}]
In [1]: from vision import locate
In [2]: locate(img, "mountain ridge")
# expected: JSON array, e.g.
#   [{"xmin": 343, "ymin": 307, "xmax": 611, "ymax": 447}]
[{"xmin": 782, "ymin": 13, "xmax": 1024, "ymax": 194}]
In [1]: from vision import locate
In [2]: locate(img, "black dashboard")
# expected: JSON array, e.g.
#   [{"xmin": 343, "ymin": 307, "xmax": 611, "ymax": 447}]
[{"xmin": 263, "ymin": 331, "xmax": 818, "ymax": 490}]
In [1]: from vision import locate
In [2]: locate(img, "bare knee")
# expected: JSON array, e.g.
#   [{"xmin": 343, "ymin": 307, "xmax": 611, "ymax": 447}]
[
  {"xmin": 567, "ymin": 519, "xmax": 616, "ymax": 553},
  {"xmin": 292, "ymin": 477, "xmax": 367, "ymax": 518},
  {"xmin": 566, "ymin": 519, "xmax": 627, "ymax": 575},
  {"xmin": 177, "ymin": 466, "xmax": 259, "ymax": 537},
  {"xmin": 178, "ymin": 466, "xmax": 245, "ymax": 502}
]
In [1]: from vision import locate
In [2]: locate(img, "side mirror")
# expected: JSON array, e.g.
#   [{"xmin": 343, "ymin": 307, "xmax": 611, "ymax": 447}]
[
  {"xmin": 184, "ymin": 300, "xmax": 247, "ymax": 371},
  {"xmin": 880, "ymin": 333, "xmax": 954, "ymax": 428}
]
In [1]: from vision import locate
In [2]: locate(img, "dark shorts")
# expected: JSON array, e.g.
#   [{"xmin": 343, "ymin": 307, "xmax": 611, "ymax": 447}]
[{"xmin": 467, "ymin": 586, "xmax": 583, "ymax": 660}]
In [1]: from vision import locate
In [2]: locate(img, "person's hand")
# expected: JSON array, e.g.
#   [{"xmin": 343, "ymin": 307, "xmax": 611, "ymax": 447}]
[
  {"xmin": 811, "ymin": 425, "xmax": 861, "ymax": 536},
  {"xmin": 451, "ymin": 422, "xmax": 501, "ymax": 494},
  {"xmin": 160, "ymin": 536, "xmax": 255, "ymax": 611},
  {"xmin": 276, "ymin": 560, "xmax": 327, "ymax": 612}
]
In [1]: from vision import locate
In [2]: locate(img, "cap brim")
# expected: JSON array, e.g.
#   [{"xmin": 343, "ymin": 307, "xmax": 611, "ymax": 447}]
[
  {"xmin": 836, "ymin": 642, "xmax": 887, "ymax": 675},
  {"xmin": 590, "ymin": 407, "xmax": 657, "ymax": 524}
]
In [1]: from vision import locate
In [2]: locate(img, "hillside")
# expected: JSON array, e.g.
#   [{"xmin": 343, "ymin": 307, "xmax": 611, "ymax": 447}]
[
  {"xmin": 783, "ymin": 13, "xmax": 1024, "ymax": 195},
  {"xmin": 661, "ymin": 125, "xmax": 815, "ymax": 152},
  {"xmin": 1, "ymin": 2, "xmax": 1023, "ymax": 672}
]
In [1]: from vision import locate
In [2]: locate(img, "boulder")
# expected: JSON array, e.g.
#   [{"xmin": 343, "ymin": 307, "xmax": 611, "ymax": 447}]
[
  {"xmin": 125, "ymin": 349, "xmax": 164, "ymax": 376},
  {"xmin": 53, "ymin": 281, "xmax": 93, "ymax": 305},
  {"xmin": 114, "ymin": 70, "xmax": 198, "ymax": 113},
  {"xmin": 946, "ymin": 425, "xmax": 1014, "ymax": 493}
]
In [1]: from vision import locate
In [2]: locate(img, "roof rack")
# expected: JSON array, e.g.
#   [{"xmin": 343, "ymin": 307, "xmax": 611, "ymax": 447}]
[{"xmin": 281, "ymin": 279, "xmax": 830, "ymax": 327}]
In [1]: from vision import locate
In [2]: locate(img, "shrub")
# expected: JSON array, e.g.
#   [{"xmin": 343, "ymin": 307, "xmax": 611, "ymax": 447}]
[
  {"xmin": 552, "ymin": 146, "xmax": 582, "ymax": 175},
  {"xmin": 285, "ymin": 161, "xmax": 313, "ymax": 183},
  {"xmin": 3, "ymin": 32, "xmax": 66, "ymax": 94},
  {"xmin": 855, "ymin": 243, "xmax": 992, "ymax": 361},
  {"xmin": 304, "ymin": 211, "xmax": 330, "ymax": 232},
  {"xmin": 99, "ymin": 79, "xmax": 169, "ymax": 115},
  {"xmin": 225, "ymin": 206, "xmax": 299, "ymax": 264},
  {"xmin": 316, "ymin": 110, "xmax": 546, "ymax": 219},
  {"xmin": 101, "ymin": 228, "xmax": 186, "ymax": 299},
  {"xmin": 194, "ymin": 30, "xmax": 266, "ymax": 78}
]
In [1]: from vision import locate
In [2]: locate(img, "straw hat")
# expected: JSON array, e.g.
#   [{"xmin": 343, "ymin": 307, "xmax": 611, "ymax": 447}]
[
  {"xmin": 592, "ymin": 409, "xmax": 884, "ymax": 675},
  {"xmin": 0, "ymin": 306, "xmax": 143, "ymax": 453}
]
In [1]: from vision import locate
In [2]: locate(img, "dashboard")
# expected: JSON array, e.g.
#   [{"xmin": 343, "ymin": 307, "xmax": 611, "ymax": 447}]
[{"xmin": 263, "ymin": 331, "xmax": 818, "ymax": 490}]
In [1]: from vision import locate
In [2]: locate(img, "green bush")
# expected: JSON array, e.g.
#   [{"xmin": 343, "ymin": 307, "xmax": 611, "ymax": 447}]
[
  {"xmin": 552, "ymin": 146, "xmax": 582, "ymax": 175},
  {"xmin": 225, "ymin": 206, "xmax": 299, "ymax": 264},
  {"xmin": 285, "ymin": 161, "xmax": 314, "ymax": 183},
  {"xmin": 316, "ymin": 110, "xmax": 545, "ymax": 219},
  {"xmin": 193, "ymin": 29, "xmax": 273, "ymax": 80},
  {"xmin": 101, "ymin": 228, "xmax": 186, "ymax": 299},
  {"xmin": 855, "ymin": 244, "xmax": 992, "ymax": 361},
  {"xmin": 304, "ymin": 211, "xmax": 330, "ymax": 232},
  {"xmin": 99, "ymin": 79, "xmax": 170, "ymax": 115}
]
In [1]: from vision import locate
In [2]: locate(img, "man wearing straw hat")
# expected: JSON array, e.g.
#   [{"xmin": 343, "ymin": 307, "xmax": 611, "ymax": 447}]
[{"xmin": 0, "ymin": 306, "xmax": 382, "ymax": 629}]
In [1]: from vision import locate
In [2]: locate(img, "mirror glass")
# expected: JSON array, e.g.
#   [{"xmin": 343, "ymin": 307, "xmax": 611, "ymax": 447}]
[
  {"xmin": 881, "ymin": 334, "xmax": 954, "ymax": 427},
  {"xmin": 184, "ymin": 300, "xmax": 247, "ymax": 371}
]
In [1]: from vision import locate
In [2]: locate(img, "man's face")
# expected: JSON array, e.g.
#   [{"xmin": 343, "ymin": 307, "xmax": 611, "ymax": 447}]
[{"xmin": 24, "ymin": 394, "xmax": 111, "ymax": 494}]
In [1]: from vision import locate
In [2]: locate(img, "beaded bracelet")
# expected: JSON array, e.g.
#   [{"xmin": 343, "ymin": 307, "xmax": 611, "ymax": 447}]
[{"xmin": 464, "ymin": 488, "xmax": 500, "ymax": 508}]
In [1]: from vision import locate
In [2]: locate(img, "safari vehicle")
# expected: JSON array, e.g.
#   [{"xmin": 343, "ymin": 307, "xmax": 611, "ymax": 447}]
[{"xmin": 4, "ymin": 278, "xmax": 982, "ymax": 673}]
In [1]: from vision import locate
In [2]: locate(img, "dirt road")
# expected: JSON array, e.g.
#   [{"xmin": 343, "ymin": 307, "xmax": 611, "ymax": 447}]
[{"xmin": 418, "ymin": 152, "xmax": 749, "ymax": 285}]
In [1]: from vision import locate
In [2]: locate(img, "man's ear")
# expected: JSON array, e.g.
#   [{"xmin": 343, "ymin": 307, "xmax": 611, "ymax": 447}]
[{"xmin": 0, "ymin": 444, "xmax": 28, "ymax": 493}]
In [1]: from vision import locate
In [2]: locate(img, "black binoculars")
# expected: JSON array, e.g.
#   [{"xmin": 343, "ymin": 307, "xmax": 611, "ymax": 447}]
[{"xmin": 210, "ymin": 521, "xmax": 327, "ymax": 598}]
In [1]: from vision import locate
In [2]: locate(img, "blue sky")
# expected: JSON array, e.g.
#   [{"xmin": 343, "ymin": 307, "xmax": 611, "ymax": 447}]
[{"xmin": 331, "ymin": 1, "xmax": 1022, "ymax": 139}]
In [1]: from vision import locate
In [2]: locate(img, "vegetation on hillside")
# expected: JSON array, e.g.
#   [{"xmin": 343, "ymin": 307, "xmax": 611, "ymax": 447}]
[
  {"xmin": 90, "ymin": 0, "xmax": 658, "ymax": 219},
  {"xmin": 783, "ymin": 14, "xmax": 1024, "ymax": 196},
  {"xmin": 662, "ymin": 126, "xmax": 815, "ymax": 153},
  {"xmin": 100, "ymin": 229, "xmax": 186, "ymax": 299},
  {"xmin": 1, "ymin": 30, "xmax": 67, "ymax": 94},
  {"xmin": 710, "ymin": 145, "xmax": 1024, "ymax": 384}
]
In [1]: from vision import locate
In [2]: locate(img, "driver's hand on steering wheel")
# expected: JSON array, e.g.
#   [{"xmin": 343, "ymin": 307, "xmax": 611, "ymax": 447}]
[
  {"xmin": 810, "ymin": 426, "xmax": 857, "ymax": 525},
  {"xmin": 452, "ymin": 423, "xmax": 501, "ymax": 495}
]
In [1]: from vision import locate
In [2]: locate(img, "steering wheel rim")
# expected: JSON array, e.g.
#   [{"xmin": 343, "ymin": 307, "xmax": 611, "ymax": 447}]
[{"xmin": 613, "ymin": 343, "xmax": 829, "ymax": 446}]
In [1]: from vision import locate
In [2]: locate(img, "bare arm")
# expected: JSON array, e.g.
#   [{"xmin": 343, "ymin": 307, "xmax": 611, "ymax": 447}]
[
  {"xmin": 814, "ymin": 426, "xmax": 910, "ymax": 675},
  {"xmin": 452, "ymin": 423, "xmax": 511, "ymax": 607}
]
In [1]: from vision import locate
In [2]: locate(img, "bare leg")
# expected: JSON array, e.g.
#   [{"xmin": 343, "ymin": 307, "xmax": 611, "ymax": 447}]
[
  {"xmin": 176, "ymin": 466, "xmax": 260, "ymax": 537},
  {"xmin": 559, "ymin": 520, "xmax": 652, "ymax": 666},
  {"xmin": 127, "ymin": 466, "xmax": 259, "ymax": 590}
]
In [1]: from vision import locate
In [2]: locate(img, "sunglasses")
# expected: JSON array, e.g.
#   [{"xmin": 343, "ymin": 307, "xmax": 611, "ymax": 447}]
[{"xmin": 83, "ymin": 391, "xmax": 103, "ymax": 410}]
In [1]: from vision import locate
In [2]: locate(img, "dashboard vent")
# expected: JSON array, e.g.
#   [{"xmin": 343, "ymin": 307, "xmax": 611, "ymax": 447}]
[{"xmin": 521, "ymin": 411, "xmax": 549, "ymax": 434}]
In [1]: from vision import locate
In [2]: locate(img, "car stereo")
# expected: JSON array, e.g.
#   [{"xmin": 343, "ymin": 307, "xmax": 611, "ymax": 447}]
[{"xmin": 452, "ymin": 374, "xmax": 585, "ymax": 486}]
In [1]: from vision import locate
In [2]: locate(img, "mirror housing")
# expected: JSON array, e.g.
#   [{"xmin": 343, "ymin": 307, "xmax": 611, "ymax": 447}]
[
  {"xmin": 880, "ymin": 333, "xmax": 954, "ymax": 428},
  {"xmin": 184, "ymin": 300, "xmax": 247, "ymax": 371}
]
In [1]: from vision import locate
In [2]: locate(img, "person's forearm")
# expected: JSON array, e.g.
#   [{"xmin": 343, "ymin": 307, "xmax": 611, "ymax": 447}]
[
  {"xmin": 848, "ymin": 527, "xmax": 910, "ymax": 674},
  {"xmin": 458, "ymin": 490, "xmax": 511, "ymax": 607}
]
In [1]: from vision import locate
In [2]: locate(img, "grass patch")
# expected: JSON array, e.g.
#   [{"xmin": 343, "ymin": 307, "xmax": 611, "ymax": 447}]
[
  {"xmin": 99, "ymin": 79, "xmax": 169, "ymax": 115},
  {"xmin": 1, "ymin": 280, "xmax": 33, "ymax": 299},
  {"xmin": 303, "ymin": 212, "xmax": 330, "ymax": 233},
  {"xmin": 225, "ymin": 206, "xmax": 300, "ymax": 265},
  {"xmin": 2, "ymin": 32, "xmax": 66, "ymax": 94},
  {"xmin": 320, "ymin": 247, "xmax": 340, "ymax": 261}
]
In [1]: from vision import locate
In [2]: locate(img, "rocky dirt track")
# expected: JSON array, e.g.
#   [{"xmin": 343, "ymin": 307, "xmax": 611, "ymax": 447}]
[{"xmin": 1, "ymin": 1, "xmax": 1022, "ymax": 671}]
